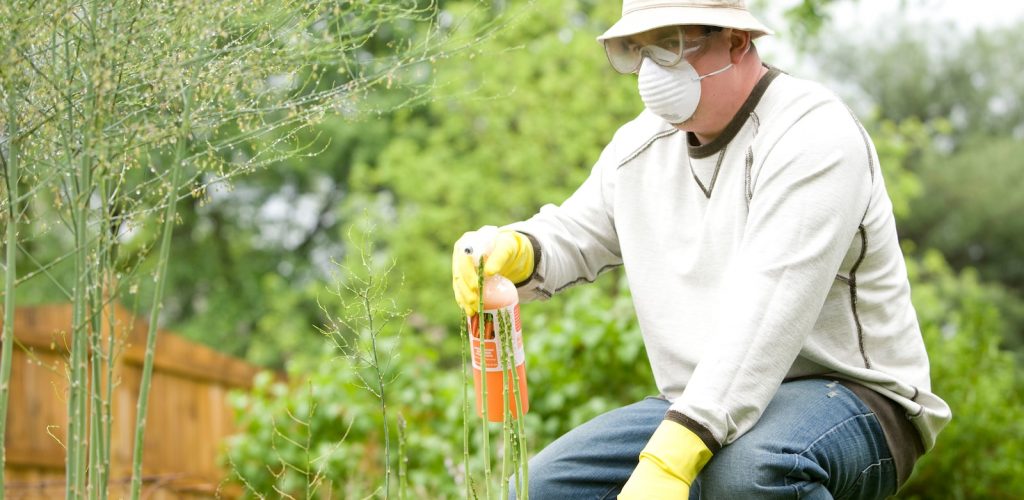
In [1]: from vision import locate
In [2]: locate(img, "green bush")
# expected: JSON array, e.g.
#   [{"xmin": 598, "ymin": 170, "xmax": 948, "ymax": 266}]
[
  {"xmin": 223, "ymin": 1, "xmax": 1024, "ymax": 497},
  {"xmin": 898, "ymin": 251, "xmax": 1024, "ymax": 499},
  {"xmin": 226, "ymin": 249, "xmax": 1024, "ymax": 498},
  {"xmin": 224, "ymin": 270, "xmax": 651, "ymax": 498}
]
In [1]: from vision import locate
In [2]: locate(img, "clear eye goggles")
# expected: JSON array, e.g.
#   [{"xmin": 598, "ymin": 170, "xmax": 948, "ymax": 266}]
[{"xmin": 603, "ymin": 26, "xmax": 713, "ymax": 74}]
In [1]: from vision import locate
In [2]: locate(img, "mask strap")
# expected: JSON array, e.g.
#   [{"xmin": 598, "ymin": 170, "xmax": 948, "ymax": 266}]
[
  {"xmin": 694, "ymin": 37, "xmax": 750, "ymax": 81},
  {"xmin": 694, "ymin": 62, "xmax": 733, "ymax": 81}
]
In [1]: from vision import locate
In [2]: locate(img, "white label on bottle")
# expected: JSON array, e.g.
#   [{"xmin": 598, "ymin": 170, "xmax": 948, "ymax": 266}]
[{"xmin": 468, "ymin": 303, "xmax": 525, "ymax": 372}]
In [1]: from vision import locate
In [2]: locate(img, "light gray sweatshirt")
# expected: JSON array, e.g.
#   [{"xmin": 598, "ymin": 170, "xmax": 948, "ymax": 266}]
[{"xmin": 507, "ymin": 68, "xmax": 951, "ymax": 452}]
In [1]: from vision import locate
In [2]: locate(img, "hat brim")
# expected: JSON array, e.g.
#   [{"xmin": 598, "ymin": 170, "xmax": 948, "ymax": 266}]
[{"xmin": 597, "ymin": 6, "xmax": 774, "ymax": 41}]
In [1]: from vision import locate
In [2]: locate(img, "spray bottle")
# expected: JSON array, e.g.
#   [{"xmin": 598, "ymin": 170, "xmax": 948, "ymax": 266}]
[{"xmin": 464, "ymin": 228, "xmax": 529, "ymax": 422}]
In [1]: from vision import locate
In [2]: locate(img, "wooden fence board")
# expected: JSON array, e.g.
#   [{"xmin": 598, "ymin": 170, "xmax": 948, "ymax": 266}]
[{"xmin": 2, "ymin": 304, "xmax": 268, "ymax": 498}]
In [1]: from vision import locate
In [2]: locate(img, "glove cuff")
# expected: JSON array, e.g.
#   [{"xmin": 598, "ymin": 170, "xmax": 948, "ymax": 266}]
[
  {"xmin": 639, "ymin": 419, "xmax": 714, "ymax": 486},
  {"xmin": 486, "ymin": 230, "xmax": 534, "ymax": 284}
]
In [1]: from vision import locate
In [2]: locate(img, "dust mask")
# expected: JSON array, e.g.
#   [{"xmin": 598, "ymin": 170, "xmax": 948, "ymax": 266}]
[{"xmin": 637, "ymin": 53, "xmax": 734, "ymax": 124}]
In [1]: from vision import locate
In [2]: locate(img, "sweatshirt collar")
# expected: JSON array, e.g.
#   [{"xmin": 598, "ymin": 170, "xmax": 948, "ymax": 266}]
[{"xmin": 687, "ymin": 66, "xmax": 781, "ymax": 159}]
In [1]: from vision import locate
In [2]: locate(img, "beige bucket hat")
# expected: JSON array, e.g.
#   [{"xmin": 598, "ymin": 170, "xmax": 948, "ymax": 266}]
[{"xmin": 597, "ymin": 0, "xmax": 774, "ymax": 41}]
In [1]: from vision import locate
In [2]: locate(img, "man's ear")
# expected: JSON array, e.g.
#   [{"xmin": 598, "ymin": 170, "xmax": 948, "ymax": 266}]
[{"xmin": 728, "ymin": 29, "xmax": 752, "ymax": 63}]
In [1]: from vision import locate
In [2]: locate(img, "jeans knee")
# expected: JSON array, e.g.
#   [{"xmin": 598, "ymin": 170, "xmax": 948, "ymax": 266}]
[{"xmin": 697, "ymin": 442, "xmax": 814, "ymax": 498}]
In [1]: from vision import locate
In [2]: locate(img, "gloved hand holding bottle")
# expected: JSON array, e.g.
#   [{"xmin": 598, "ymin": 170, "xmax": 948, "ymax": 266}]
[
  {"xmin": 452, "ymin": 226, "xmax": 535, "ymax": 421},
  {"xmin": 451, "ymin": 226, "xmax": 535, "ymax": 316}
]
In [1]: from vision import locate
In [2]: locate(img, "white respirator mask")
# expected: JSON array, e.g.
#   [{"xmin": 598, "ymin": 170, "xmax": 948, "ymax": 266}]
[{"xmin": 637, "ymin": 46, "xmax": 734, "ymax": 124}]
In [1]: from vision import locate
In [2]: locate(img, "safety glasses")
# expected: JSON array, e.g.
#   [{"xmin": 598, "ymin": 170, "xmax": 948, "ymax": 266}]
[{"xmin": 603, "ymin": 26, "xmax": 712, "ymax": 74}]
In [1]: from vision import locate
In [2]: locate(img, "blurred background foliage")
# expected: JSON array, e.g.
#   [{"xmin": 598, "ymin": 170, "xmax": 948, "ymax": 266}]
[{"xmin": 11, "ymin": 0, "xmax": 1023, "ymax": 497}]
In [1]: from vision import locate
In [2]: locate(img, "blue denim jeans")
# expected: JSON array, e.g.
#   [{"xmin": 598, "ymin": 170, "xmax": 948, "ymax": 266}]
[{"xmin": 514, "ymin": 378, "xmax": 897, "ymax": 499}]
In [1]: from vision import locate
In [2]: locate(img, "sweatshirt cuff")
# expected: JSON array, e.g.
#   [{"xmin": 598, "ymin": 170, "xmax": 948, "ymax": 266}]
[
  {"xmin": 665, "ymin": 410, "xmax": 722, "ymax": 453},
  {"xmin": 513, "ymin": 231, "xmax": 543, "ymax": 287}
]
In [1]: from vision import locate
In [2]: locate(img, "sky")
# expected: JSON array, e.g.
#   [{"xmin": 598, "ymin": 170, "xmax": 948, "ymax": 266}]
[
  {"xmin": 752, "ymin": 0, "xmax": 1023, "ymax": 87},
  {"xmin": 761, "ymin": 0, "xmax": 1024, "ymax": 33},
  {"xmin": 826, "ymin": 0, "xmax": 1024, "ymax": 32}
]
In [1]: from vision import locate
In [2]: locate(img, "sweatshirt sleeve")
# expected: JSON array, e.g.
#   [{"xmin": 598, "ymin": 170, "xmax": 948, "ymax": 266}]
[
  {"xmin": 667, "ymin": 103, "xmax": 875, "ymax": 449},
  {"xmin": 505, "ymin": 137, "xmax": 623, "ymax": 301}
]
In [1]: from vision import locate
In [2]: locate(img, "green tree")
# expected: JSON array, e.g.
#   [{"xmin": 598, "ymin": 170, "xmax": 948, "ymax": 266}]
[
  {"xmin": 816, "ymin": 19, "xmax": 1024, "ymax": 145},
  {"xmin": 810, "ymin": 15, "xmax": 1024, "ymax": 348},
  {"xmin": 361, "ymin": 0, "xmax": 640, "ymax": 335},
  {"xmin": 905, "ymin": 136, "xmax": 1024, "ymax": 286},
  {"xmin": 898, "ymin": 251, "xmax": 1024, "ymax": 498},
  {"xmin": 213, "ymin": 0, "xmax": 1024, "ymax": 496},
  {"xmin": 1, "ymin": 0, "xmax": 461, "ymax": 496}
]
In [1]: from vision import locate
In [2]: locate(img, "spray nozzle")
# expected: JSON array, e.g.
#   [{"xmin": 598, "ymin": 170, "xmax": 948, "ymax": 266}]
[{"xmin": 461, "ymin": 225, "xmax": 499, "ymax": 266}]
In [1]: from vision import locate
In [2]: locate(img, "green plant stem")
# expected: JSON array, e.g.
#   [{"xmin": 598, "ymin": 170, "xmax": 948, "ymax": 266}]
[
  {"xmin": 362, "ymin": 274, "xmax": 392, "ymax": 499},
  {"xmin": 476, "ymin": 261, "xmax": 491, "ymax": 500},
  {"xmin": 87, "ymin": 38, "xmax": 104, "ymax": 500},
  {"xmin": 499, "ymin": 310, "xmax": 511, "ymax": 500},
  {"xmin": 89, "ymin": 267, "xmax": 104, "ymax": 500},
  {"xmin": 129, "ymin": 85, "xmax": 191, "ymax": 500},
  {"xmin": 102, "ymin": 276, "xmax": 117, "ymax": 499},
  {"xmin": 460, "ymin": 319, "xmax": 473, "ymax": 500},
  {"xmin": 96, "ymin": 164, "xmax": 121, "ymax": 499},
  {"xmin": 69, "ymin": 140, "xmax": 92, "ymax": 500},
  {"xmin": 0, "ymin": 88, "xmax": 22, "ymax": 500},
  {"xmin": 64, "ymin": 12, "xmax": 89, "ymax": 496},
  {"xmin": 506, "ymin": 309, "xmax": 528, "ymax": 499},
  {"xmin": 88, "ymin": 198, "xmax": 110, "ymax": 499},
  {"xmin": 69, "ymin": 175, "xmax": 90, "ymax": 500}
]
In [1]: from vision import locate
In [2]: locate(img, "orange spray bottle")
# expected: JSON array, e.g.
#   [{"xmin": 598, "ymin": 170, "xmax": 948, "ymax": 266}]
[{"xmin": 465, "ymin": 229, "xmax": 529, "ymax": 422}]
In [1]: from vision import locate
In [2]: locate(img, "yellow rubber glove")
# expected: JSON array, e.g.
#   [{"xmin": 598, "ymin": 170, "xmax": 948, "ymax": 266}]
[
  {"xmin": 452, "ymin": 228, "xmax": 534, "ymax": 316},
  {"xmin": 619, "ymin": 420, "xmax": 713, "ymax": 499}
]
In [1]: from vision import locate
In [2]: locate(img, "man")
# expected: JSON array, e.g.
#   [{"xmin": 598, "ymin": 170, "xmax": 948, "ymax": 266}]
[{"xmin": 451, "ymin": 1, "xmax": 951, "ymax": 498}]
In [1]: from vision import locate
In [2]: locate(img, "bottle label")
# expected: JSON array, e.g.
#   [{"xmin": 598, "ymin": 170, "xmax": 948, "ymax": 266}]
[{"xmin": 469, "ymin": 303, "xmax": 525, "ymax": 372}]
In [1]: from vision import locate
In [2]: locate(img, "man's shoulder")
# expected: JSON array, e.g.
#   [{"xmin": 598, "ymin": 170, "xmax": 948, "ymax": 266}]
[
  {"xmin": 754, "ymin": 70, "xmax": 874, "ymax": 168},
  {"xmin": 606, "ymin": 110, "xmax": 681, "ymax": 167},
  {"xmin": 758, "ymin": 70, "xmax": 849, "ymax": 120}
]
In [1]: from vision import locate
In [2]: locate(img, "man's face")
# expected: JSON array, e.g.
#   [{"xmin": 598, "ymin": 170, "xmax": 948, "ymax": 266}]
[{"xmin": 671, "ymin": 28, "xmax": 736, "ymax": 131}]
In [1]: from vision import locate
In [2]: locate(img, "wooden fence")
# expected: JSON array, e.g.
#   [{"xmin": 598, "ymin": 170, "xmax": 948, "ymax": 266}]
[{"xmin": 2, "ymin": 304, "xmax": 264, "ymax": 499}]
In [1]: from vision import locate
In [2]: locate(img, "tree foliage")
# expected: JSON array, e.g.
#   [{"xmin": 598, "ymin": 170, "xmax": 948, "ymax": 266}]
[
  {"xmin": 6, "ymin": 0, "xmax": 1009, "ymax": 496},
  {"xmin": 811, "ymin": 15, "xmax": 1024, "ymax": 350},
  {"xmin": 226, "ymin": 1, "xmax": 1024, "ymax": 498},
  {"xmin": 1, "ymin": 0, "xmax": 479, "ymax": 496},
  {"xmin": 817, "ymin": 19, "xmax": 1024, "ymax": 144},
  {"xmin": 900, "ymin": 251, "xmax": 1024, "ymax": 498}
]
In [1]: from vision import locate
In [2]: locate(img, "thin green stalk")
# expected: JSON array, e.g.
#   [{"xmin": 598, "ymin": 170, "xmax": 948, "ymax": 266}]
[
  {"xmin": 87, "ymin": 217, "xmax": 105, "ymax": 499},
  {"xmin": 0, "ymin": 87, "xmax": 23, "ymax": 500},
  {"xmin": 80, "ymin": 0, "xmax": 106, "ymax": 492},
  {"xmin": 65, "ymin": 13, "xmax": 90, "ymax": 496},
  {"xmin": 460, "ymin": 318, "xmax": 472, "ymax": 500},
  {"xmin": 364, "ymin": 279, "xmax": 392, "ymax": 499},
  {"xmin": 102, "ymin": 269, "xmax": 117, "ymax": 499},
  {"xmin": 89, "ymin": 20, "xmax": 117, "ymax": 495},
  {"xmin": 70, "ymin": 165, "xmax": 91, "ymax": 500},
  {"xmin": 69, "ymin": 146, "xmax": 94, "ymax": 500},
  {"xmin": 129, "ymin": 85, "xmax": 191, "ymax": 500},
  {"xmin": 89, "ymin": 171, "xmax": 114, "ymax": 500},
  {"xmin": 505, "ymin": 309, "xmax": 528, "ymax": 499},
  {"xmin": 512, "ymin": 381, "xmax": 528, "ymax": 499},
  {"xmin": 89, "ymin": 267, "xmax": 104, "ymax": 500},
  {"xmin": 98, "ymin": 175, "xmax": 120, "ymax": 500},
  {"xmin": 476, "ymin": 261, "xmax": 491, "ymax": 499},
  {"xmin": 499, "ymin": 310, "xmax": 512, "ymax": 500}
]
